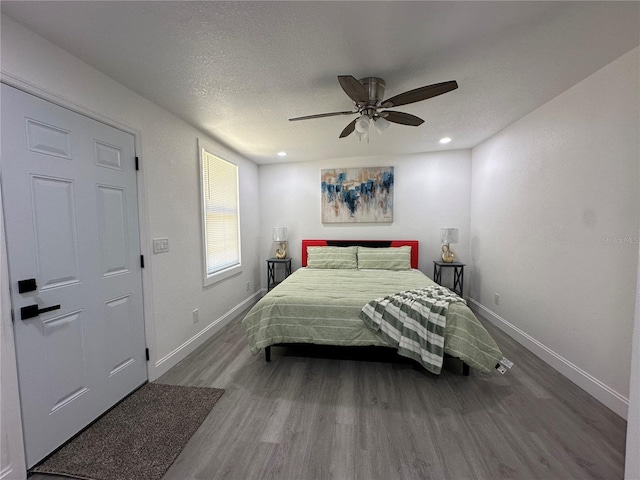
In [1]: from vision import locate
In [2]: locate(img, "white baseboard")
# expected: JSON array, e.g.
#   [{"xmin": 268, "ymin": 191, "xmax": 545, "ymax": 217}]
[
  {"xmin": 150, "ymin": 291, "xmax": 262, "ymax": 380},
  {"xmin": 468, "ymin": 299, "xmax": 629, "ymax": 419}
]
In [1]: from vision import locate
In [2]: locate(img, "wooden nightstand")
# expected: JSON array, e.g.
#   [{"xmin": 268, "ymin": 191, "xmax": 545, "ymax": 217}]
[
  {"xmin": 433, "ymin": 261, "xmax": 465, "ymax": 297},
  {"xmin": 267, "ymin": 258, "xmax": 292, "ymax": 290}
]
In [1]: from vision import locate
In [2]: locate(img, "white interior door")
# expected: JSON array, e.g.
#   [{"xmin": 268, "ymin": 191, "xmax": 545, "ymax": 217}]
[{"xmin": 1, "ymin": 84, "xmax": 147, "ymax": 468}]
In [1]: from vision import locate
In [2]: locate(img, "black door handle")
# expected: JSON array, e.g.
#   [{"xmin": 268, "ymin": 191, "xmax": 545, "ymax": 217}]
[
  {"xmin": 18, "ymin": 278, "xmax": 37, "ymax": 293},
  {"xmin": 21, "ymin": 304, "xmax": 61, "ymax": 320}
]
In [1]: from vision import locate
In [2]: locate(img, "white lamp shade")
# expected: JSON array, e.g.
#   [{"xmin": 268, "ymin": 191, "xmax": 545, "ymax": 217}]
[
  {"xmin": 354, "ymin": 115, "xmax": 370, "ymax": 134},
  {"xmin": 272, "ymin": 227, "xmax": 288, "ymax": 242},
  {"xmin": 373, "ymin": 117, "xmax": 390, "ymax": 134},
  {"xmin": 440, "ymin": 228, "xmax": 458, "ymax": 244}
]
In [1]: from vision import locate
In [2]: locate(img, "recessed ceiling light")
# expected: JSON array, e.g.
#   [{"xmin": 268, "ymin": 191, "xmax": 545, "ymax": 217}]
[
  {"xmin": 439, "ymin": 137, "xmax": 452, "ymax": 144},
  {"xmin": 277, "ymin": 151, "xmax": 288, "ymax": 157}
]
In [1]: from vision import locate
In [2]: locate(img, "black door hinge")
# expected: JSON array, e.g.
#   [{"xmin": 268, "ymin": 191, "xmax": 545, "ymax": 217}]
[
  {"xmin": 140, "ymin": 255, "xmax": 145, "ymax": 268},
  {"xmin": 135, "ymin": 157, "xmax": 140, "ymax": 171},
  {"xmin": 145, "ymin": 348, "xmax": 150, "ymax": 361}
]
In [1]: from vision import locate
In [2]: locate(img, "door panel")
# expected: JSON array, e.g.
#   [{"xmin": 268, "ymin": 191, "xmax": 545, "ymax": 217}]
[
  {"xmin": 97, "ymin": 185, "xmax": 130, "ymax": 276},
  {"xmin": 25, "ymin": 118, "xmax": 73, "ymax": 159},
  {"xmin": 31, "ymin": 175, "xmax": 81, "ymax": 288},
  {"xmin": 41, "ymin": 309, "xmax": 89, "ymax": 412},
  {"xmin": 104, "ymin": 295, "xmax": 134, "ymax": 375},
  {"xmin": 94, "ymin": 140, "xmax": 123, "ymax": 170},
  {"xmin": 1, "ymin": 84, "xmax": 147, "ymax": 468}
]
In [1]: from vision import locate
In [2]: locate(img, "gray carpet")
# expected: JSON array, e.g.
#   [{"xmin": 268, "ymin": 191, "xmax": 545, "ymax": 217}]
[{"xmin": 31, "ymin": 382, "xmax": 225, "ymax": 480}]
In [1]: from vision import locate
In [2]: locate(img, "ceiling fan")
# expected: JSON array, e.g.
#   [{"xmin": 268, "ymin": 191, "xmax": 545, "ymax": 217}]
[{"xmin": 289, "ymin": 75, "xmax": 458, "ymax": 138}]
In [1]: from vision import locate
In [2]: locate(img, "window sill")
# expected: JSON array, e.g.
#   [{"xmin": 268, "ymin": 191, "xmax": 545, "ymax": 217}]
[{"xmin": 204, "ymin": 264, "xmax": 242, "ymax": 287}]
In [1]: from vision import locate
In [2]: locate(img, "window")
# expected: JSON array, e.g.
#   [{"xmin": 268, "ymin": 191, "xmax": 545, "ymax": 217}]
[{"xmin": 199, "ymin": 142, "xmax": 241, "ymax": 285}]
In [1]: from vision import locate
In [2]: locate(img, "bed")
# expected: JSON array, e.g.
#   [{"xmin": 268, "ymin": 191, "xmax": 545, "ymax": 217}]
[{"xmin": 242, "ymin": 240, "xmax": 503, "ymax": 375}]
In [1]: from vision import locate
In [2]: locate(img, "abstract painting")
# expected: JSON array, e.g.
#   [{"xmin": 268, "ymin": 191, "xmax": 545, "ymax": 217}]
[{"xmin": 321, "ymin": 167, "xmax": 394, "ymax": 223}]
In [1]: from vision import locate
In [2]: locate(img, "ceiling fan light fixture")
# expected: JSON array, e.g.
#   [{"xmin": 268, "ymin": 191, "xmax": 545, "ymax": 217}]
[
  {"xmin": 289, "ymin": 75, "xmax": 458, "ymax": 139},
  {"xmin": 354, "ymin": 115, "xmax": 370, "ymax": 134},
  {"xmin": 373, "ymin": 117, "xmax": 390, "ymax": 134}
]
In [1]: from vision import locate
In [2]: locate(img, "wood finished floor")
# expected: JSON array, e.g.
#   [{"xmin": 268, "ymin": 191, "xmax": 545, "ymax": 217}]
[{"xmin": 30, "ymin": 311, "xmax": 627, "ymax": 480}]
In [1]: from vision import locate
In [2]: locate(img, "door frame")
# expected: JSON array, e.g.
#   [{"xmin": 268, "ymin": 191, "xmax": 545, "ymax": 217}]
[
  {"xmin": 0, "ymin": 76, "xmax": 156, "ymax": 473},
  {"xmin": 0, "ymin": 179, "xmax": 27, "ymax": 480}
]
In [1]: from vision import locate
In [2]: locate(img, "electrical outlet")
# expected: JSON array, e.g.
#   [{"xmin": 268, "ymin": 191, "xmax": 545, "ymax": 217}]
[
  {"xmin": 192, "ymin": 308, "xmax": 199, "ymax": 324},
  {"xmin": 494, "ymin": 293, "xmax": 500, "ymax": 305},
  {"xmin": 246, "ymin": 281, "xmax": 250, "ymax": 292}
]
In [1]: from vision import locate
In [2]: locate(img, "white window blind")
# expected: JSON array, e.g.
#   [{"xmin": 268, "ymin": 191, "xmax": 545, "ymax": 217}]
[{"xmin": 201, "ymin": 148, "xmax": 241, "ymax": 280}]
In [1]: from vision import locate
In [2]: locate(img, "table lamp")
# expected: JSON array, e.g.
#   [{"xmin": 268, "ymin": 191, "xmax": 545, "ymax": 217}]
[
  {"xmin": 272, "ymin": 227, "xmax": 288, "ymax": 259},
  {"xmin": 440, "ymin": 228, "xmax": 458, "ymax": 263}
]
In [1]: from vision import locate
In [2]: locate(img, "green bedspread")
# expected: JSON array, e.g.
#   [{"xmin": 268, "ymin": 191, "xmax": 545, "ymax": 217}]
[{"xmin": 241, "ymin": 268, "xmax": 503, "ymax": 373}]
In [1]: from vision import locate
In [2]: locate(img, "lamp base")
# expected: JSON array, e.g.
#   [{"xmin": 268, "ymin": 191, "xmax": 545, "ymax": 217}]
[
  {"xmin": 275, "ymin": 242, "xmax": 287, "ymax": 259},
  {"xmin": 441, "ymin": 244, "xmax": 456, "ymax": 263}
]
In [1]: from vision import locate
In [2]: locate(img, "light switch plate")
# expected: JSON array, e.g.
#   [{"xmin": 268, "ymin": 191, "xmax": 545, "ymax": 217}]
[{"xmin": 153, "ymin": 238, "xmax": 169, "ymax": 253}]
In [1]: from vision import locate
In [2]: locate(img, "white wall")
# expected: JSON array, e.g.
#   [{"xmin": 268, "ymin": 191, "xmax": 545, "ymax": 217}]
[
  {"xmin": 258, "ymin": 150, "xmax": 472, "ymax": 285},
  {"xmin": 0, "ymin": 14, "xmax": 261, "ymax": 378},
  {"xmin": 470, "ymin": 47, "xmax": 640, "ymax": 417}
]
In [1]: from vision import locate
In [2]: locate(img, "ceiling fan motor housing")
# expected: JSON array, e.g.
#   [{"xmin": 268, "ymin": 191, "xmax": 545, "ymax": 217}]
[{"xmin": 358, "ymin": 77, "xmax": 386, "ymax": 113}]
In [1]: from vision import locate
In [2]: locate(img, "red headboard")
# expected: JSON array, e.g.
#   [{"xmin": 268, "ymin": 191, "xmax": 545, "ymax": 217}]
[{"xmin": 302, "ymin": 240, "xmax": 419, "ymax": 269}]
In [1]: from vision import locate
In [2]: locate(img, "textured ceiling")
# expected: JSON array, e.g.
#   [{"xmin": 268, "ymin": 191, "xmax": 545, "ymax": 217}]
[{"xmin": 2, "ymin": 1, "xmax": 638, "ymax": 165}]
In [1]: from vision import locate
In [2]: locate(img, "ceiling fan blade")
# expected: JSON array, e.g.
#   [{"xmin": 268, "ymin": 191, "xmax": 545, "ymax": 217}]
[
  {"xmin": 381, "ymin": 80, "xmax": 458, "ymax": 108},
  {"xmin": 289, "ymin": 111, "xmax": 356, "ymax": 121},
  {"xmin": 338, "ymin": 75, "xmax": 369, "ymax": 104},
  {"xmin": 381, "ymin": 111, "xmax": 425, "ymax": 126},
  {"xmin": 339, "ymin": 118, "xmax": 357, "ymax": 138}
]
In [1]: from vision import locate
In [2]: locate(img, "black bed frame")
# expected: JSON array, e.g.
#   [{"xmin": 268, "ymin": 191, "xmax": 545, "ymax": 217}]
[{"xmin": 264, "ymin": 345, "xmax": 471, "ymax": 376}]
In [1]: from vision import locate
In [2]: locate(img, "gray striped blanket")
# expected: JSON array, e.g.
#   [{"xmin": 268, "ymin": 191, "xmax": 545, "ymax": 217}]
[{"xmin": 359, "ymin": 286, "xmax": 465, "ymax": 374}]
